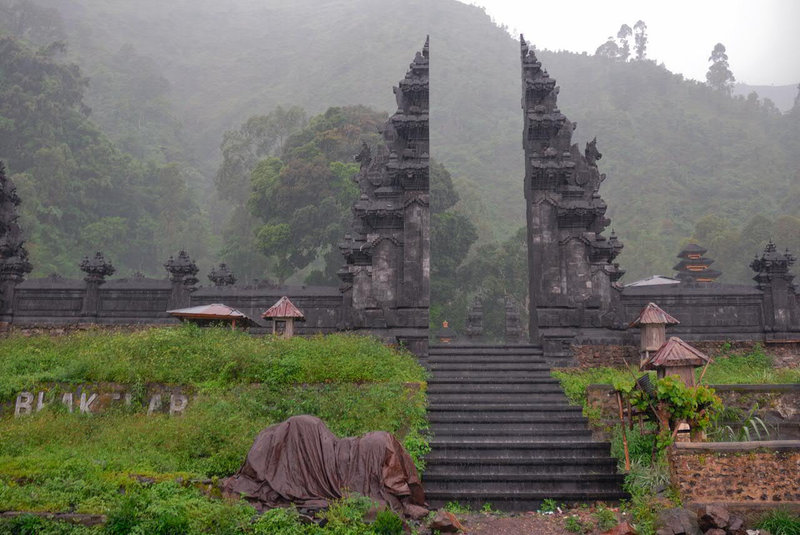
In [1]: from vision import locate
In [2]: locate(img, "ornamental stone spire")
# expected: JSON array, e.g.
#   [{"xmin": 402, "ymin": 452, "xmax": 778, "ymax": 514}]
[
  {"xmin": 339, "ymin": 37, "xmax": 430, "ymax": 357},
  {"xmin": 0, "ymin": 161, "xmax": 33, "ymax": 320},
  {"xmin": 520, "ymin": 36, "xmax": 624, "ymax": 357}
]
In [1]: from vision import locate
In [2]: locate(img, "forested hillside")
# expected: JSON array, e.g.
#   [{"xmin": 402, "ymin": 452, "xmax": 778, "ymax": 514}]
[{"xmin": 2, "ymin": 0, "xmax": 799, "ymax": 287}]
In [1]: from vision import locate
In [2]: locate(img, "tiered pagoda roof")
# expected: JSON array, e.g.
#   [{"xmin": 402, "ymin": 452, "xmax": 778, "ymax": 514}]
[{"xmin": 674, "ymin": 243, "xmax": 721, "ymax": 282}]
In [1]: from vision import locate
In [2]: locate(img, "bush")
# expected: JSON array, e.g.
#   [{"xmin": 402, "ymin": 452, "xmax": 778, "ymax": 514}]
[
  {"xmin": 252, "ymin": 507, "xmax": 306, "ymax": 535},
  {"xmin": 372, "ymin": 509, "xmax": 404, "ymax": 535},
  {"xmin": 756, "ymin": 509, "xmax": 800, "ymax": 535},
  {"xmin": 593, "ymin": 504, "xmax": 618, "ymax": 531}
]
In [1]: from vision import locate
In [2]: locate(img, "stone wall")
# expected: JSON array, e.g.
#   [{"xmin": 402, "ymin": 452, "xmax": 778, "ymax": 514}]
[
  {"xmin": 573, "ymin": 344, "xmax": 639, "ymax": 367},
  {"xmin": 2, "ymin": 276, "xmax": 344, "ymax": 335},
  {"xmin": 668, "ymin": 441, "xmax": 800, "ymax": 505},
  {"xmin": 573, "ymin": 340, "xmax": 800, "ymax": 369}
]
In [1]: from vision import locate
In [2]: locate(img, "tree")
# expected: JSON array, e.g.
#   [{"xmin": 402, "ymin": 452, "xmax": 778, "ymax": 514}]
[
  {"xmin": 617, "ymin": 24, "xmax": 632, "ymax": 61},
  {"xmin": 706, "ymin": 43, "xmax": 735, "ymax": 94},
  {"xmin": 792, "ymin": 83, "xmax": 800, "ymax": 113},
  {"xmin": 595, "ymin": 36, "xmax": 620, "ymax": 59},
  {"xmin": 633, "ymin": 20, "xmax": 648, "ymax": 60}
]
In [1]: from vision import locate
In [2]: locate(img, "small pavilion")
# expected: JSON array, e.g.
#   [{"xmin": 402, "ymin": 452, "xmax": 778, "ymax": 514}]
[
  {"xmin": 262, "ymin": 296, "xmax": 305, "ymax": 338},
  {"xmin": 168, "ymin": 303, "xmax": 256, "ymax": 330},
  {"xmin": 641, "ymin": 336, "xmax": 711, "ymax": 387},
  {"xmin": 630, "ymin": 302, "xmax": 680, "ymax": 366}
]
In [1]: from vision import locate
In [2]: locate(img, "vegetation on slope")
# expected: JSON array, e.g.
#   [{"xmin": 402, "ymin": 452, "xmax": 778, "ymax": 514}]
[
  {"xmin": 552, "ymin": 344, "xmax": 800, "ymax": 407},
  {"xmin": 0, "ymin": 326, "xmax": 428, "ymax": 533}
]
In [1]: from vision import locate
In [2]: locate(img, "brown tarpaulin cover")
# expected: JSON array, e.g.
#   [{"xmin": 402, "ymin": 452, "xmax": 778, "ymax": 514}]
[{"xmin": 221, "ymin": 415, "xmax": 427, "ymax": 515}]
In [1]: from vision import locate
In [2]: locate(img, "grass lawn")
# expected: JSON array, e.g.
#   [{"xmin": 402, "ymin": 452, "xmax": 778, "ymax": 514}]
[{"xmin": 0, "ymin": 325, "xmax": 428, "ymax": 534}]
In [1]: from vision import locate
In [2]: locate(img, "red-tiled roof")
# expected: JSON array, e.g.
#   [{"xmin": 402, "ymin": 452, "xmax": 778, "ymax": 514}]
[
  {"xmin": 168, "ymin": 304, "xmax": 256, "ymax": 326},
  {"xmin": 642, "ymin": 337, "xmax": 710, "ymax": 369},
  {"xmin": 630, "ymin": 302, "xmax": 680, "ymax": 327},
  {"xmin": 262, "ymin": 296, "xmax": 305, "ymax": 319}
]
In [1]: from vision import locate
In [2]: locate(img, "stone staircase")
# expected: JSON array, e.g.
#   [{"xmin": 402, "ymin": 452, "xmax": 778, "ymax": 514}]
[{"xmin": 423, "ymin": 344, "xmax": 627, "ymax": 511}]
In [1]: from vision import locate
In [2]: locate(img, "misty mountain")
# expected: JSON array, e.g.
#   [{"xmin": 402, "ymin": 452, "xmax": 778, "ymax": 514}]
[
  {"xmin": 3, "ymin": 0, "xmax": 800, "ymax": 284},
  {"xmin": 733, "ymin": 83, "xmax": 797, "ymax": 112}
]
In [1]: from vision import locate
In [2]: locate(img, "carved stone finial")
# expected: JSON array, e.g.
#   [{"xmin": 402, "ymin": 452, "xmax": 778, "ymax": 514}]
[
  {"xmin": 79, "ymin": 252, "xmax": 115, "ymax": 283},
  {"xmin": 585, "ymin": 137, "xmax": 602, "ymax": 166},
  {"xmin": 0, "ymin": 161, "xmax": 32, "ymax": 283},
  {"xmin": 354, "ymin": 141, "xmax": 372, "ymax": 170},
  {"xmin": 465, "ymin": 295, "xmax": 484, "ymax": 339},
  {"xmin": 751, "ymin": 240, "xmax": 795, "ymax": 280},
  {"xmin": 208, "ymin": 263, "xmax": 236, "ymax": 286},
  {"xmin": 164, "ymin": 250, "xmax": 199, "ymax": 286}
]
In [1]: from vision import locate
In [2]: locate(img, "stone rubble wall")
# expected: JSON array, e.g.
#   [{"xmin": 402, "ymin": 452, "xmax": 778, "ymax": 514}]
[
  {"xmin": 573, "ymin": 341, "xmax": 800, "ymax": 368},
  {"xmin": 668, "ymin": 441, "xmax": 800, "ymax": 505}
]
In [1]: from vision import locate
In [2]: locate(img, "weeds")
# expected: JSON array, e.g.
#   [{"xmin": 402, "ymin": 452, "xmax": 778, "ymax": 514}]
[
  {"xmin": 756, "ymin": 509, "xmax": 800, "ymax": 535},
  {"xmin": 0, "ymin": 328, "xmax": 429, "ymax": 527},
  {"xmin": 593, "ymin": 504, "xmax": 618, "ymax": 531}
]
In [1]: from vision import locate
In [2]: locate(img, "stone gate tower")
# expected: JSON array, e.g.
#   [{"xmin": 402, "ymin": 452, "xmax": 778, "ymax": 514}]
[
  {"xmin": 339, "ymin": 38, "xmax": 430, "ymax": 357},
  {"xmin": 520, "ymin": 36, "xmax": 624, "ymax": 360}
]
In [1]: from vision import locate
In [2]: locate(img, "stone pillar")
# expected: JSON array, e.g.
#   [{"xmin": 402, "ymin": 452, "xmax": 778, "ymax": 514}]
[
  {"xmin": 0, "ymin": 161, "xmax": 33, "ymax": 325},
  {"xmin": 79, "ymin": 252, "xmax": 115, "ymax": 318},
  {"xmin": 465, "ymin": 296, "xmax": 484, "ymax": 341},
  {"xmin": 164, "ymin": 251, "xmax": 199, "ymax": 310},
  {"xmin": 751, "ymin": 241, "xmax": 798, "ymax": 334},
  {"xmin": 505, "ymin": 296, "xmax": 523, "ymax": 344}
]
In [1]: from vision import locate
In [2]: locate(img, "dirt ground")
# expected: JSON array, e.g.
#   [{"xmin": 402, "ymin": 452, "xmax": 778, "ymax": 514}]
[{"xmin": 447, "ymin": 508, "xmax": 628, "ymax": 535}]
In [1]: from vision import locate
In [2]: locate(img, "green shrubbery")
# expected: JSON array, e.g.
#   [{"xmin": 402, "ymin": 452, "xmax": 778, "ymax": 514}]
[
  {"xmin": 0, "ymin": 325, "xmax": 425, "ymax": 401},
  {"xmin": 552, "ymin": 344, "xmax": 800, "ymax": 408},
  {"xmin": 551, "ymin": 343, "xmax": 799, "ymax": 535},
  {"xmin": 0, "ymin": 327, "xmax": 428, "ymax": 533}
]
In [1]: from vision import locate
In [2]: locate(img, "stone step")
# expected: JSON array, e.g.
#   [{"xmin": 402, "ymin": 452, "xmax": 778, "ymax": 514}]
[
  {"xmin": 428, "ymin": 393, "xmax": 570, "ymax": 405},
  {"xmin": 427, "ymin": 403, "xmax": 580, "ymax": 412},
  {"xmin": 424, "ymin": 490, "xmax": 629, "ymax": 512},
  {"xmin": 424, "ymin": 456, "xmax": 619, "ymax": 475},
  {"xmin": 429, "ymin": 421, "xmax": 590, "ymax": 433},
  {"xmin": 423, "ymin": 473, "xmax": 626, "ymax": 493},
  {"xmin": 428, "ymin": 412, "xmax": 588, "ymax": 423},
  {"xmin": 428, "ymin": 440, "xmax": 611, "ymax": 457},
  {"xmin": 427, "ymin": 355, "xmax": 548, "ymax": 364},
  {"xmin": 427, "ymin": 385, "xmax": 566, "ymax": 395},
  {"xmin": 429, "ymin": 427, "xmax": 593, "ymax": 439},
  {"xmin": 428, "ymin": 377, "xmax": 560, "ymax": 385},
  {"xmin": 424, "ymin": 344, "xmax": 624, "ymax": 512},
  {"xmin": 431, "ymin": 372, "xmax": 554, "ymax": 380},
  {"xmin": 429, "ymin": 345, "xmax": 542, "ymax": 353},
  {"xmin": 429, "ymin": 362, "xmax": 551, "ymax": 371}
]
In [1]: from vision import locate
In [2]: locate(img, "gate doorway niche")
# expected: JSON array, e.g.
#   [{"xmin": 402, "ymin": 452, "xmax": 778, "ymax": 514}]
[{"xmin": 465, "ymin": 293, "xmax": 528, "ymax": 344}]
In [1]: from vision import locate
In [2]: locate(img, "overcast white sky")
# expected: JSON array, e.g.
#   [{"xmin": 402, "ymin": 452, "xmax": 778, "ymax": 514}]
[{"xmin": 462, "ymin": 0, "xmax": 800, "ymax": 86}]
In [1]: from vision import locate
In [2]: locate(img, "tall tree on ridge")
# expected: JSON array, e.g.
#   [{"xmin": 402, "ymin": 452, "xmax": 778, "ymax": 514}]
[
  {"xmin": 633, "ymin": 20, "xmax": 648, "ymax": 60},
  {"xmin": 617, "ymin": 24, "xmax": 632, "ymax": 61},
  {"xmin": 706, "ymin": 43, "xmax": 735, "ymax": 94}
]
